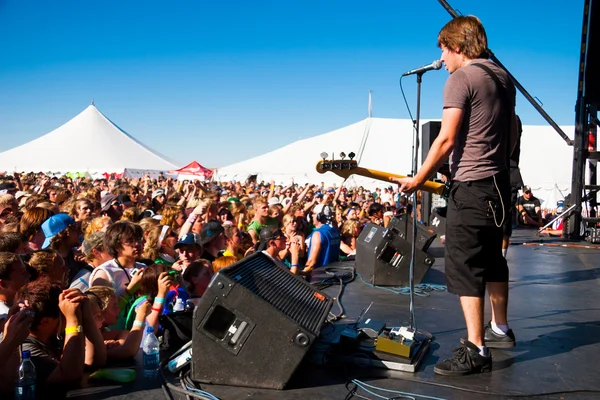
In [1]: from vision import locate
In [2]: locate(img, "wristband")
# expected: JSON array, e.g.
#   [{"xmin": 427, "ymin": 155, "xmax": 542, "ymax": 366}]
[
  {"xmin": 65, "ymin": 325, "xmax": 83, "ymax": 335},
  {"xmin": 151, "ymin": 307, "xmax": 162, "ymax": 313},
  {"xmin": 291, "ymin": 264, "xmax": 298, "ymax": 267},
  {"xmin": 133, "ymin": 320, "xmax": 144, "ymax": 327},
  {"xmin": 187, "ymin": 214, "xmax": 198, "ymax": 224},
  {"xmin": 154, "ymin": 297, "xmax": 165, "ymax": 304}
]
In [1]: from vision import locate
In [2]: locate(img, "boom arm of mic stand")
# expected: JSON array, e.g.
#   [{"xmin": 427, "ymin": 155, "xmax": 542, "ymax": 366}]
[{"xmin": 436, "ymin": 0, "xmax": 573, "ymax": 147}]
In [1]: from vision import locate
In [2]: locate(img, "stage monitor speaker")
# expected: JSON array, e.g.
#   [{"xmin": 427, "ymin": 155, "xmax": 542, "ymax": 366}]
[
  {"xmin": 191, "ymin": 252, "xmax": 333, "ymax": 389},
  {"xmin": 429, "ymin": 208, "xmax": 447, "ymax": 237},
  {"xmin": 356, "ymin": 223, "xmax": 435, "ymax": 287},
  {"xmin": 387, "ymin": 214, "xmax": 437, "ymax": 252}
]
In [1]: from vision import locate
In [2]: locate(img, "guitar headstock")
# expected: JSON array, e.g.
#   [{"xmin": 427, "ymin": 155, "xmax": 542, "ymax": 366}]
[{"xmin": 315, "ymin": 152, "xmax": 359, "ymax": 179}]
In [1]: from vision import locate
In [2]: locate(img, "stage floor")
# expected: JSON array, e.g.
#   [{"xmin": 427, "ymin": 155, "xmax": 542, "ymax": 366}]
[{"xmin": 69, "ymin": 230, "xmax": 600, "ymax": 400}]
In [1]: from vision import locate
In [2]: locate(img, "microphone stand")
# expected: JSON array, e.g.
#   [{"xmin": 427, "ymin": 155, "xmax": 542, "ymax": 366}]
[{"xmin": 408, "ymin": 72, "xmax": 424, "ymax": 331}]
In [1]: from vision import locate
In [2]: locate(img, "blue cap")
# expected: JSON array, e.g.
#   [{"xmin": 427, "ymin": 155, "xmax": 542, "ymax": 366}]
[
  {"xmin": 174, "ymin": 232, "xmax": 202, "ymax": 249},
  {"xmin": 41, "ymin": 214, "xmax": 75, "ymax": 249}
]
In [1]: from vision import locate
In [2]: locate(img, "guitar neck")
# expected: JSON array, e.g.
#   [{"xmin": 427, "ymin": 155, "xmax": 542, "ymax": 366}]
[{"xmin": 352, "ymin": 167, "xmax": 446, "ymax": 196}]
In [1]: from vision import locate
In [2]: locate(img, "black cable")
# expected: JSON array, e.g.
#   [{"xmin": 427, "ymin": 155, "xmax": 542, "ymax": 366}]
[
  {"xmin": 399, "ymin": 76, "xmax": 415, "ymax": 124},
  {"xmin": 159, "ymin": 360, "xmax": 219, "ymax": 400},
  {"xmin": 314, "ymin": 266, "xmax": 355, "ymax": 321},
  {"xmin": 345, "ymin": 371, "xmax": 600, "ymax": 399}
]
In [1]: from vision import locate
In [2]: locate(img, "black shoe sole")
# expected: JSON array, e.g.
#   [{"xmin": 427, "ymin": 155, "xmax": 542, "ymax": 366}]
[
  {"xmin": 460, "ymin": 337, "xmax": 516, "ymax": 349},
  {"xmin": 433, "ymin": 364, "xmax": 492, "ymax": 376}
]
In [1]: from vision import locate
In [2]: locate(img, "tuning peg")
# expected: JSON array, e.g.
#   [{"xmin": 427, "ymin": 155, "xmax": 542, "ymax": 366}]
[
  {"xmin": 348, "ymin": 152, "xmax": 356, "ymax": 160},
  {"xmin": 340, "ymin": 152, "xmax": 346, "ymax": 160},
  {"xmin": 320, "ymin": 152, "xmax": 328, "ymax": 161}
]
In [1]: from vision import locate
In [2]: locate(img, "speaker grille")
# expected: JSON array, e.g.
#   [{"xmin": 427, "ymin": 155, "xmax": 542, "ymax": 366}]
[{"xmin": 220, "ymin": 253, "xmax": 330, "ymax": 334}]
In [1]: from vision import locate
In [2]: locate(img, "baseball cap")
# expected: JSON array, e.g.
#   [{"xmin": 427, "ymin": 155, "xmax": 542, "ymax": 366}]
[
  {"xmin": 199, "ymin": 220, "xmax": 225, "ymax": 246},
  {"xmin": 174, "ymin": 232, "xmax": 202, "ymax": 249},
  {"xmin": 523, "ymin": 186, "xmax": 532, "ymax": 193},
  {"xmin": 82, "ymin": 231, "xmax": 105, "ymax": 256},
  {"xmin": 41, "ymin": 214, "xmax": 75, "ymax": 249},
  {"xmin": 100, "ymin": 193, "xmax": 118, "ymax": 212},
  {"xmin": 152, "ymin": 189, "xmax": 165, "ymax": 200},
  {"xmin": 268, "ymin": 197, "xmax": 281, "ymax": 206},
  {"xmin": 257, "ymin": 226, "xmax": 285, "ymax": 252}
]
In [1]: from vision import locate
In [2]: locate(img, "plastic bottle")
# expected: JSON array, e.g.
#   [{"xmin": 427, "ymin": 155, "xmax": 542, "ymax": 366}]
[
  {"xmin": 172, "ymin": 297, "xmax": 185, "ymax": 312},
  {"xmin": 142, "ymin": 326, "xmax": 160, "ymax": 378},
  {"xmin": 15, "ymin": 350, "xmax": 36, "ymax": 400}
]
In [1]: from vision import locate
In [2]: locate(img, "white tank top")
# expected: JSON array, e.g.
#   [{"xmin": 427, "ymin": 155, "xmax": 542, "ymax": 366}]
[{"xmin": 89, "ymin": 259, "xmax": 146, "ymax": 297}]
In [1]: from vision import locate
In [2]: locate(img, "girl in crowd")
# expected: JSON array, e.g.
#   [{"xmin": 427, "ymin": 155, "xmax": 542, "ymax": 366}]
[
  {"xmin": 222, "ymin": 225, "xmax": 245, "ymax": 260},
  {"xmin": 340, "ymin": 219, "xmax": 361, "ymax": 256},
  {"xmin": 141, "ymin": 224, "xmax": 179, "ymax": 266},
  {"xmin": 84, "ymin": 216, "xmax": 112, "ymax": 237},
  {"xmin": 85, "ymin": 286, "xmax": 148, "ymax": 359},
  {"xmin": 124, "ymin": 264, "xmax": 175, "ymax": 329},
  {"xmin": 19, "ymin": 207, "xmax": 54, "ymax": 251},
  {"xmin": 211, "ymin": 256, "xmax": 237, "ymax": 274},
  {"xmin": 183, "ymin": 260, "xmax": 214, "ymax": 304},
  {"xmin": 28, "ymin": 249, "xmax": 69, "ymax": 287}
]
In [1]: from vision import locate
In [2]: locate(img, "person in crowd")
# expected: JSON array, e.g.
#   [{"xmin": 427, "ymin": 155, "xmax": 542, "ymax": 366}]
[
  {"xmin": 200, "ymin": 220, "xmax": 226, "ymax": 262},
  {"xmin": 0, "ymin": 194, "xmax": 18, "ymax": 230},
  {"xmin": 210, "ymin": 256, "xmax": 237, "ymax": 274},
  {"xmin": 247, "ymin": 200, "xmax": 278, "ymax": 244},
  {"xmin": 222, "ymin": 225, "xmax": 245, "ymax": 260},
  {"xmin": 0, "ymin": 252, "xmax": 30, "ymax": 327},
  {"xmin": 19, "ymin": 207, "xmax": 54, "ymax": 251},
  {"xmin": 123, "ymin": 265, "xmax": 173, "ymax": 330},
  {"xmin": 517, "ymin": 185, "xmax": 542, "ymax": 227},
  {"xmin": 183, "ymin": 260, "xmax": 213, "ymax": 303},
  {"xmin": 0, "ymin": 232, "xmax": 31, "ymax": 254},
  {"xmin": 368, "ymin": 203, "xmax": 385, "ymax": 226},
  {"xmin": 160, "ymin": 204, "xmax": 186, "ymax": 233},
  {"xmin": 0, "ymin": 306, "xmax": 34, "ymax": 394},
  {"xmin": 141, "ymin": 224, "xmax": 179, "ymax": 266},
  {"xmin": 70, "ymin": 232, "xmax": 111, "ymax": 291},
  {"xmin": 390, "ymin": 16, "xmax": 517, "ymax": 375},
  {"xmin": 151, "ymin": 189, "xmax": 166, "ymax": 213},
  {"xmin": 89, "ymin": 222, "xmax": 146, "ymax": 329},
  {"xmin": 340, "ymin": 219, "xmax": 361, "ymax": 256},
  {"xmin": 302, "ymin": 204, "xmax": 341, "ymax": 275},
  {"xmin": 41, "ymin": 213, "xmax": 85, "ymax": 284},
  {"xmin": 257, "ymin": 226, "xmax": 301, "ymax": 273},
  {"xmin": 84, "ymin": 215, "xmax": 113, "ymax": 237},
  {"xmin": 15, "ymin": 281, "xmax": 105, "ymax": 392},
  {"xmin": 100, "ymin": 193, "xmax": 123, "ymax": 222},
  {"xmin": 173, "ymin": 232, "xmax": 204, "ymax": 271},
  {"xmin": 70, "ymin": 198, "xmax": 94, "ymax": 223},
  {"xmin": 28, "ymin": 249, "xmax": 70, "ymax": 287},
  {"xmin": 85, "ymin": 287, "xmax": 148, "ymax": 359}
]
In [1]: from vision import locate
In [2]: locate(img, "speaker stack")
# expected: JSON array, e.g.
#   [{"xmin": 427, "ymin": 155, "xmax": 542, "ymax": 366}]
[
  {"xmin": 191, "ymin": 252, "xmax": 333, "ymax": 389},
  {"xmin": 356, "ymin": 216, "xmax": 436, "ymax": 287}
]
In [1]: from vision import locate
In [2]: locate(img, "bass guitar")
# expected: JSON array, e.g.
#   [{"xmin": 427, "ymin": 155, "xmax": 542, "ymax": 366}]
[{"xmin": 315, "ymin": 157, "xmax": 449, "ymax": 197}]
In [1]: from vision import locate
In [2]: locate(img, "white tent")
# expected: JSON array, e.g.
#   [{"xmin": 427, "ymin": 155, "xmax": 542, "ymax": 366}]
[
  {"xmin": 0, "ymin": 104, "xmax": 179, "ymax": 174},
  {"xmin": 214, "ymin": 117, "xmax": 575, "ymax": 201}
]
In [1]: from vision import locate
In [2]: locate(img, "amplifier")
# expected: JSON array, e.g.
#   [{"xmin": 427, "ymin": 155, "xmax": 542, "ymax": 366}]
[
  {"xmin": 387, "ymin": 214, "xmax": 437, "ymax": 252},
  {"xmin": 356, "ymin": 223, "xmax": 434, "ymax": 287}
]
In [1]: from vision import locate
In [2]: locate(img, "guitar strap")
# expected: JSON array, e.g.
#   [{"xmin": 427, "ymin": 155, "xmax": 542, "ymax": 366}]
[{"xmin": 470, "ymin": 63, "xmax": 514, "ymax": 172}]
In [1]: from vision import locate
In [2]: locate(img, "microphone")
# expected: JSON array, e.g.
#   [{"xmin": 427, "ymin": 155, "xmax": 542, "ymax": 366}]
[{"xmin": 402, "ymin": 60, "xmax": 443, "ymax": 77}]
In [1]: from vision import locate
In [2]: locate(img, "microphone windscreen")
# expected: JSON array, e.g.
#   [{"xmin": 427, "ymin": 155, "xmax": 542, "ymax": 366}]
[{"xmin": 432, "ymin": 60, "xmax": 443, "ymax": 70}]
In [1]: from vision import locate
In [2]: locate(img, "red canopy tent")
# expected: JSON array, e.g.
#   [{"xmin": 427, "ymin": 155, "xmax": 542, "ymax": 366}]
[{"xmin": 170, "ymin": 161, "xmax": 213, "ymax": 180}]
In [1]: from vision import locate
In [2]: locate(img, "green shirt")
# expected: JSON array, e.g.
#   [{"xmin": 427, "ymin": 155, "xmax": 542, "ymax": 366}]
[{"xmin": 246, "ymin": 217, "xmax": 278, "ymax": 235}]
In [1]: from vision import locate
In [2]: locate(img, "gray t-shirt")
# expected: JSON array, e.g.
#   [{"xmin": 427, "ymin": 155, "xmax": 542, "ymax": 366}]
[{"xmin": 443, "ymin": 59, "xmax": 516, "ymax": 182}]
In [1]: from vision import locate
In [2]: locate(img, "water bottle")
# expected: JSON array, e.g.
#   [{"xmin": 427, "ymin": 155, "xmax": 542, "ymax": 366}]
[
  {"xmin": 172, "ymin": 297, "xmax": 185, "ymax": 312},
  {"xmin": 15, "ymin": 350, "xmax": 36, "ymax": 400},
  {"xmin": 142, "ymin": 326, "xmax": 160, "ymax": 378}
]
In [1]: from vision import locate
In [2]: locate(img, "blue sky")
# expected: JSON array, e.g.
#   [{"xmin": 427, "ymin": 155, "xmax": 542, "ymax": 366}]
[{"xmin": 0, "ymin": 0, "xmax": 584, "ymax": 168}]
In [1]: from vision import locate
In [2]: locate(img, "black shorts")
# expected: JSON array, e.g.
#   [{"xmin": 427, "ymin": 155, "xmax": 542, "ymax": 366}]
[{"xmin": 445, "ymin": 171, "xmax": 511, "ymax": 297}]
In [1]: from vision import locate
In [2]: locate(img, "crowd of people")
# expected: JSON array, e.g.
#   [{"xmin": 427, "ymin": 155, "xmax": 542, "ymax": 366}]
[{"xmin": 0, "ymin": 171, "xmax": 415, "ymax": 395}]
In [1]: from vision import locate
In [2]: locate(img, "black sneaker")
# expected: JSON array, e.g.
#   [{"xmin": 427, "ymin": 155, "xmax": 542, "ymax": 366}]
[
  {"xmin": 433, "ymin": 340, "xmax": 492, "ymax": 376},
  {"xmin": 484, "ymin": 321, "xmax": 516, "ymax": 349}
]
